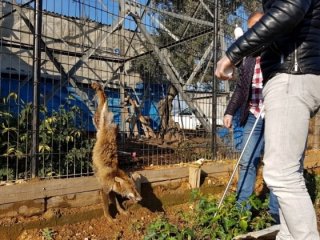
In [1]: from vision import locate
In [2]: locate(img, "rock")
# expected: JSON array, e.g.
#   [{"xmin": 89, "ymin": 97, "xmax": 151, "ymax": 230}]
[
  {"xmin": 18, "ymin": 205, "xmax": 43, "ymax": 217},
  {"xmin": 234, "ymin": 224, "xmax": 280, "ymax": 239},
  {"xmin": 43, "ymin": 208, "xmax": 61, "ymax": 220}
]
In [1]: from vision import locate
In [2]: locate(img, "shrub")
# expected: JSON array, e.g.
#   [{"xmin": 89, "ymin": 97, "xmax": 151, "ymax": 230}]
[{"xmin": 0, "ymin": 93, "xmax": 94, "ymax": 180}]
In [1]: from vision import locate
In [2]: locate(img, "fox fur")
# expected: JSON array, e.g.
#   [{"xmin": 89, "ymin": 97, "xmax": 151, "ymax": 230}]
[
  {"xmin": 91, "ymin": 82, "xmax": 107, "ymax": 130},
  {"xmin": 91, "ymin": 83, "xmax": 142, "ymax": 221}
]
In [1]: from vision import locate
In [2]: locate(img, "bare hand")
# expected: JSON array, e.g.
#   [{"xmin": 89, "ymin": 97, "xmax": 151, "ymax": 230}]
[
  {"xmin": 223, "ymin": 114, "xmax": 233, "ymax": 128},
  {"xmin": 215, "ymin": 56, "xmax": 235, "ymax": 80}
]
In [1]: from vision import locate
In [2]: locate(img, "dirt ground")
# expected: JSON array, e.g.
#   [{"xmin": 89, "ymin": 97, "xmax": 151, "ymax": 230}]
[
  {"xmin": 12, "ymin": 196, "xmax": 320, "ymax": 240},
  {"xmin": 15, "ymin": 203, "xmax": 191, "ymax": 240},
  {"xmin": 0, "ymin": 174, "xmax": 317, "ymax": 240},
  {"xmin": 0, "ymin": 176, "xmax": 222, "ymax": 240},
  {"xmin": 1, "ymin": 149, "xmax": 320, "ymax": 240}
]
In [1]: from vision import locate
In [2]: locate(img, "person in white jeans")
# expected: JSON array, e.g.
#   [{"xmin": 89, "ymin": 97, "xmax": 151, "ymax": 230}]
[
  {"xmin": 263, "ymin": 73, "xmax": 320, "ymax": 239},
  {"xmin": 214, "ymin": 0, "xmax": 320, "ymax": 239}
]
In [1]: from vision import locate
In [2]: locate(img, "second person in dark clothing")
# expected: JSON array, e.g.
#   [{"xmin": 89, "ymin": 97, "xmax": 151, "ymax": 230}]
[{"xmin": 224, "ymin": 11, "xmax": 279, "ymax": 223}]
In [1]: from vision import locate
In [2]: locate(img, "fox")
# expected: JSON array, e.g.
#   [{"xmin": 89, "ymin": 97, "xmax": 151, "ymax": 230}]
[{"xmin": 92, "ymin": 83, "xmax": 142, "ymax": 221}]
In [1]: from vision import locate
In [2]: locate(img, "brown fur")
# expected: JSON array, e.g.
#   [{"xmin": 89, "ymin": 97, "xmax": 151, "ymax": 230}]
[
  {"xmin": 91, "ymin": 82, "xmax": 107, "ymax": 130},
  {"xmin": 92, "ymin": 93, "xmax": 141, "ymax": 222}
]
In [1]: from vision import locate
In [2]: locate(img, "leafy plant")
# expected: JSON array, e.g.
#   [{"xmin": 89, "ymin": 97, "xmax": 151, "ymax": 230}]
[
  {"xmin": 144, "ymin": 216, "xmax": 195, "ymax": 240},
  {"xmin": 40, "ymin": 228, "xmax": 55, "ymax": 240},
  {"xmin": 144, "ymin": 192, "xmax": 274, "ymax": 240},
  {"xmin": 304, "ymin": 170, "xmax": 320, "ymax": 204},
  {"xmin": 315, "ymin": 174, "xmax": 320, "ymax": 204},
  {"xmin": 0, "ymin": 167, "xmax": 14, "ymax": 181},
  {"xmin": 0, "ymin": 93, "xmax": 95, "ymax": 180}
]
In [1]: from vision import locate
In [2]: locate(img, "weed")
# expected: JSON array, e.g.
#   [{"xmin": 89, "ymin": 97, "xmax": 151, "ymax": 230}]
[
  {"xmin": 131, "ymin": 220, "xmax": 145, "ymax": 233},
  {"xmin": 144, "ymin": 216, "xmax": 195, "ymax": 240},
  {"xmin": 40, "ymin": 228, "xmax": 55, "ymax": 240}
]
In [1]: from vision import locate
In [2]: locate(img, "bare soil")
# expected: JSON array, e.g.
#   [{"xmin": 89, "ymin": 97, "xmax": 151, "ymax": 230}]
[
  {"xmin": 0, "ymin": 174, "xmax": 317, "ymax": 240},
  {"xmin": 1, "ymin": 149, "xmax": 320, "ymax": 240},
  {"xmin": 11, "ymin": 197, "xmax": 320, "ymax": 240},
  {"xmin": 1, "ymin": 176, "xmax": 227, "ymax": 240}
]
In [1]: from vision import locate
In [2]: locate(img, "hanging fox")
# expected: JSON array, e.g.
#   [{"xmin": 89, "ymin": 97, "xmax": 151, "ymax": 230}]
[{"xmin": 91, "ymin": 82, "xmax": 142, "ymax": 221}]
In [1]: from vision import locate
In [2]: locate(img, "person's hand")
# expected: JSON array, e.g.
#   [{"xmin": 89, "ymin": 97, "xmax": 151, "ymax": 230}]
[
  {"xmin": 215, "ymin": 56, "xmax": 235, "ymax": 80},
  {"xmin": 223, "ymin": 114, "xmax": 233, "ymax": 128}
]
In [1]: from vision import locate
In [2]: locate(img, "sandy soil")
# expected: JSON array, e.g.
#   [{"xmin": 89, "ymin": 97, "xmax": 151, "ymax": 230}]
[{"xmin": 13, "ymin": 200, "xmax": 320, "ymax": 240}]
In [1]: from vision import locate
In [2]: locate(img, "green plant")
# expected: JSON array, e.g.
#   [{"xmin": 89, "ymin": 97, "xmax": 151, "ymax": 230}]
[
  {"xmin": 144, "ymin": 192, "xmax": 274, "ymax": 240},
  {"xmin": 0, "ymin": 168, "xmax": 14, "ymax": 181},
  {"xmin": 144, "ymin": 216, "xmax": 195, "ymax": 240},
  {"xmin": 304, "ymin": 170, "xmax": 320, "ymax": 204},
  {"xmin": 0, "ymin": 93, "xmax": 95, "ymax": 180},
  {"xmin": 40, "ymin": 228, "xmax": 55, "ymax": 240},
  {"xmin": 315, "ymin": 174, "xmax": 320, "ymax": 203}
]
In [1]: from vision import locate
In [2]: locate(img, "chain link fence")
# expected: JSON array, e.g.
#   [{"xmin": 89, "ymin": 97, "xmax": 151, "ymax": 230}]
[{"xmin": 1, "ymin": 0, "xmax": 295, "ymax": 182}]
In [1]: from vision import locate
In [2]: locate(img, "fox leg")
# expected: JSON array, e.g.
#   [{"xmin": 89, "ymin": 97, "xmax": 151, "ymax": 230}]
[
  {"xmin": 91, "ymin": 83, "xmax": 107, "ymax": 129},
  {"xmin": 100, "ymin": 188, "xmax": 114, "ymax": 222},
  {"xmin": 110, "ymin": 191, "xmax": 128, "ymax": 215}
]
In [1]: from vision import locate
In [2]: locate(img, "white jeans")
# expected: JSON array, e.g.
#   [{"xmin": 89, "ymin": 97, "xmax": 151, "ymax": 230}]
[{"xmin": 263, "ymin": 73, "xmax": 320, "ymax": 240}]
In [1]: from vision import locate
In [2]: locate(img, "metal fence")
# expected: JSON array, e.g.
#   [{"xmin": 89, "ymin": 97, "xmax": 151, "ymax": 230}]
[{"xmin": 0, "ymin": 0, "xmax": 256, "ymax": 181}]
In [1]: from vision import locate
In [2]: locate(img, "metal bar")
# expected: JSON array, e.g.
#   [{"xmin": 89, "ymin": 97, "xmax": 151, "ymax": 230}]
[
  {"xmin": 31, "ymin": 0, "xmax": 42, "ymax": 178},
  {"xmin": 45, "ymin": 18, "xmax": 125, "ymax": 107},
  {"xmin": 211, "ymin": 0, "xmax": 218, "ymax": 158},
  {"xmin": 198, "ymin": 51, "xmax": 213, "ymax": 84},
  {"xmin": 66, "ymin": 18, "xmax": 125, "ymax": 78},
  {"xmin": 125, "ymin": 27, "xmax": 214, "ymax": 63},
  {"xmin": 119, "ymin": 0, "xmax": 127, "ymax": 137},
  {"xmin": 0, "ymin": 39, "xmax": 125, "ymax": 63},
  {"xmin": 200, "ymin": 0, "xmax": 214, "ymax": 19},
  {"xmin": 14, "ymin": 2, "xmax": 96, "ymax": 113},
  {"xmin": 161, "ymin": 49, "xmax": 185, "ymax": 86},
  {"xmin": 181, "ymin": 2, "xmax": 202, "ymax": 38},
  {"xmin": 184, "ymin": 40, "xmax": 214, "ymax": 88},
  {"xmin": 150, "ymin": 14, "xmax": 179, "ymax": 41},
  {"xmin": 46, "ymin": 17, "xmax": 124, "ymax": 101},
  {"xmin": 0, "ymin": 0, "xmax": 34, "ymax": 21},
  {"xmin": 123, "ymin": 0, "xmax": 151, "ymax": 57},
  {"xmin": 131, "ymin": 13, "xmax": 212, "ymax": 132},
  {"xmin": 126, "ymin": 0, "xmax": 214, "ymax": 27}
]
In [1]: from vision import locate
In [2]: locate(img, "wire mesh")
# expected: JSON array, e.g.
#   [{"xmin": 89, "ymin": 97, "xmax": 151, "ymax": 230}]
[{"xmin": 0, "ymin": 0, "xmax": 269, "ymax": 182}]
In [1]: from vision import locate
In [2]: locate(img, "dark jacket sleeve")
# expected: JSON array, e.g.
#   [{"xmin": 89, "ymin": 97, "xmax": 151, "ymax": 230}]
[
  {"xmin": 224, "ymin": 66, "xmax": 246, "ymax": 116},
  {"xmin": 226, "ymin": 0, "xmax": 312, "ymax": 65},
  {"xmin": 224, "ymin": 57, "xmax": 256, "ymax": 117}
]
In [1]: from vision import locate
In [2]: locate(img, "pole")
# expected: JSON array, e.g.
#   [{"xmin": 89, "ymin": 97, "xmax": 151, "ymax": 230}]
[
  {"xmin": 31, "ymin": 0, "xmax": 42, "ymax": 178},
  {"xmin": 212, "ymin": 0, "xmax": 219, "ymax": 158},
  {"xmin": 119, "ymin": 0, "xmax": 126, "ymax": 141},
  {"xmin": 216, "ymin": 106, "xmax": 265, "ymax": 211}
]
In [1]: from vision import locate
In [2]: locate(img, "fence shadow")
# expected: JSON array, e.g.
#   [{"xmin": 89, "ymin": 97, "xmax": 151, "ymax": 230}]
[{"xmin": 138, "ymin": 175, "xmax": 164, "ymax": 213}]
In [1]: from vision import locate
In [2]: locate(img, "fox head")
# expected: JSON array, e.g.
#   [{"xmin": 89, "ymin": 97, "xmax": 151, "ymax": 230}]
[{"xmin": 112, "ymin": 176, "xmax": 142, "ymax": 202}]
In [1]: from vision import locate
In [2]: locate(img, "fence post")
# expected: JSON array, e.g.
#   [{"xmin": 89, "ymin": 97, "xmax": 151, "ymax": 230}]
[
  {"xmin": 189, "ymin": 164, "xmax": 201, "ymax": 189},
  {"xmin": 211, "ymin": 0, "xmax": 219, "ymax": 159},
  {"xmin": 31, "ymin": 0, "xmax": 42, "ymax": 178}
]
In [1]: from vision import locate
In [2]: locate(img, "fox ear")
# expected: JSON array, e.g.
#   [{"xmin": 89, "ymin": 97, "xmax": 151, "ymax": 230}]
[{"xmin": 114, "ymin": 176, "xmax": 124, "ymax": 184}]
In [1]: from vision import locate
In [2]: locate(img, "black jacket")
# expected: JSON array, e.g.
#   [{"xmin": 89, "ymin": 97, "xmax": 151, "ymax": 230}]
[
  {"xmin": 224, "ymin": 57, "xmax": 256, "ymax": 126},
  {"xmin": 226, "ymin": 0, "xmax": 320, "ymax": 82}
]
